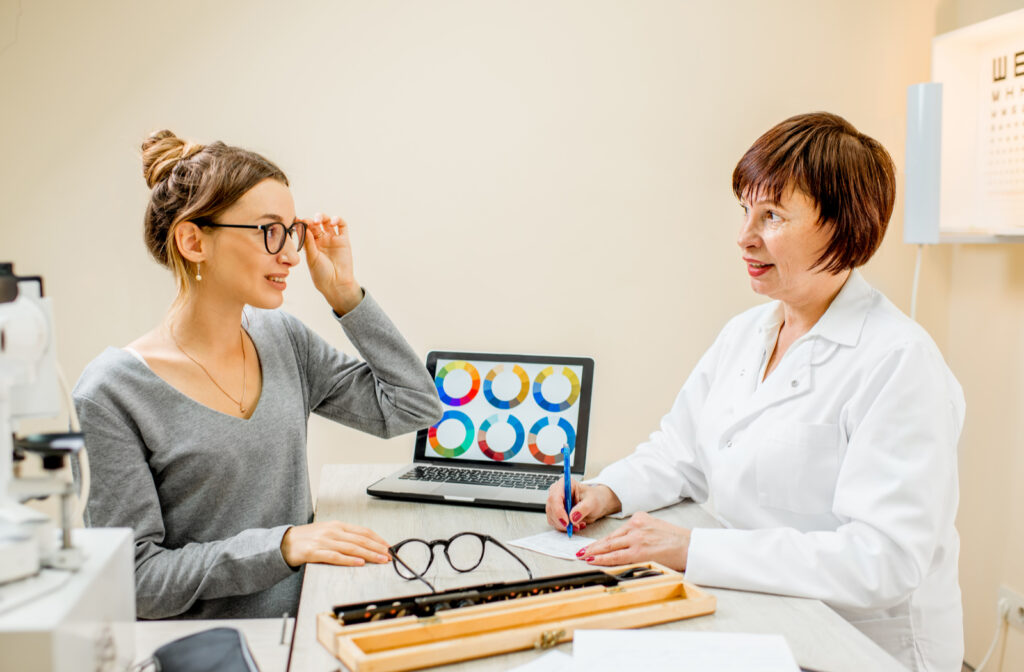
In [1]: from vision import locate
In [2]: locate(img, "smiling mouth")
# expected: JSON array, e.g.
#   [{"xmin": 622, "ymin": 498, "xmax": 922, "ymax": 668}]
[{"xmin": 266, "ymin": 275, "xmax": 287, "ymax": 284}]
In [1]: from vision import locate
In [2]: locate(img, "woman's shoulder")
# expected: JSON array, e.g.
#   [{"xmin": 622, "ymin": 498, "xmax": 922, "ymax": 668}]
[{"xmin": 73, "ymin": 346, "xmax": 155, "ymax": 413}]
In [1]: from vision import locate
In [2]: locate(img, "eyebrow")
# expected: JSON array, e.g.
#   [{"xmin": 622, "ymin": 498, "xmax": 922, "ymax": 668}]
[{"xmin": 740, "ymin": 198, "xmax": 784, "ymax": 209}]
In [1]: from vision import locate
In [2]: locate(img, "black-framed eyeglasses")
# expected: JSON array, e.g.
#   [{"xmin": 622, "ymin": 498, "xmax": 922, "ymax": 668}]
[
  {"xmin": 390, "ymin": 532, "xmax": 533, "ymax": 593},
  {"xmin": 196, "ymin": 219, "xmax": 307, "ymax": 254}
]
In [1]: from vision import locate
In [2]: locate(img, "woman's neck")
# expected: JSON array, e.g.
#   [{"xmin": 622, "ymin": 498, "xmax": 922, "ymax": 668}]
[
  {"xmin": 779, "ymin": 269, "xmax": 851, "ymax": 337},
  {"xmin": 166, "ymin": 291, "xmax": 246, "ymax": 356}
]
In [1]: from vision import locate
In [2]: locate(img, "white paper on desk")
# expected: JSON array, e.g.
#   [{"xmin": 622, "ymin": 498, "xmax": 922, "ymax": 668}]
[
  {"xmin": 507, "ymin": 531, "xmax": 595, "ymax": 560},
  {"xmin": 508, "ymin": 650, "xmax": 572, "ymax": 671},
  {"xmin": 572, "ymin": 630, "xmax": 800, "ymax": 672}
]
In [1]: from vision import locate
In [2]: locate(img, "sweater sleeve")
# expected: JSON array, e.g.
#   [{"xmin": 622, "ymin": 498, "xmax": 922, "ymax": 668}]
[
  {"xmin": 281, "ymin": 291, "xmax": 443, "ymax": 437},
  {"xmin": 75, "ymin": 396, "xmax": 297, "ymax": 619}
]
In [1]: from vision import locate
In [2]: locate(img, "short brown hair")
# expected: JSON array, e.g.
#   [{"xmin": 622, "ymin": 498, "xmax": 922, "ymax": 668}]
[
  {"xmin": 732, "ymin": 112, "xmax": 896, "ymax": 274},
  {"xmin": 141, "ymin": 130, "xmax": 288, "ymax": 300}
]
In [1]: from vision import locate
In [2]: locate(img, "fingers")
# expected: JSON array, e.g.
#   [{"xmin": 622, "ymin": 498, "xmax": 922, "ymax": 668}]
[
  {"xmin": 307, "ymin": 549, "xmax": 368, "ymax": 567},
  {"xmin": 307, "ymin": 213, "xmax": 346, "ymax": 238},
  {"xmin": 578, "ymin": 530, "xmax": 631, "ymax": 558},
  {"xmin": 545, "ymin": 479, "xmax": 569, "ymax": 529}
]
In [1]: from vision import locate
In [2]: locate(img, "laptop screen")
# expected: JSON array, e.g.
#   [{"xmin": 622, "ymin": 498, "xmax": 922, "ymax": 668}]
[{"xmin": 414, "ymin": 352, "xmax": 594, "ymax": 473}]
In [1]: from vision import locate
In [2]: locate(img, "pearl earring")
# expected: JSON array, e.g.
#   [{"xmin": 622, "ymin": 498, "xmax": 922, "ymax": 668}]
[{"xmin": 196, "ymin": 263, "xmax": 202, "ymax": 281}]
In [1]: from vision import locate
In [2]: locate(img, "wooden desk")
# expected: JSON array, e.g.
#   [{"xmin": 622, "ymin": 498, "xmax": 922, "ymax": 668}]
[{"xmin": 290, "ymin": 464, "xmax": 907, "ymax": 672}]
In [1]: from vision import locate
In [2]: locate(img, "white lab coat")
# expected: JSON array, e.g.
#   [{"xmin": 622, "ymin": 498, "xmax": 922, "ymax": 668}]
[{"xmin": 590, "ymin": 271, "xmax": 964, "ymax": 672}]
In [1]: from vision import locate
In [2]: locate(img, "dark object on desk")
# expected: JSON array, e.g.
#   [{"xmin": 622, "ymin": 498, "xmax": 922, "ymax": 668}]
[
  {"xmin": 146, "ymin": 627, "xmax": 260, "ymax": 672},
  {"xmin": 334, "ymin": 565, "xmax": 663, "ymax": 625}
]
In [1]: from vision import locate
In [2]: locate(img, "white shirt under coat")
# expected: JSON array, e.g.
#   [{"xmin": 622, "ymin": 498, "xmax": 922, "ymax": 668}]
[{"xmin": 589, "ymin": 270, "xmax": 964, "ymax": 672}]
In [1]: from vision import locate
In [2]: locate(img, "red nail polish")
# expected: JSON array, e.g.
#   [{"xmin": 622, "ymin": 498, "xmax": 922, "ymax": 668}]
[
  {"xmin": 576, "ymin": 548, "xmax": 586, "ymax": 557},
  {"xmin": 571, "ymin": 511, "xmax": 582, "ymax": 522},
  {"xmin": 584, "ymin": 556, "xmax": 594, "ymax": 562}
]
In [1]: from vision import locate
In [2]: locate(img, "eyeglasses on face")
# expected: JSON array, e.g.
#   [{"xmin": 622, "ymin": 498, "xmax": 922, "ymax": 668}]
[
  {"xmin": 389, "ymin": 531, "xmax": 533, "ymax": 593},
  {"xmin": 195, "ymin": 219, "xmax": 308, "ymax": 254}
]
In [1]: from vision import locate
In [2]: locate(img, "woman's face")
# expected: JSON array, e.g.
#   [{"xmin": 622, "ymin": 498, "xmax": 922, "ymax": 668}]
[
  {"xmin": 736, "ymin": 186, "xmax": 838, "ymax": 306},
  {"xmin": 200, "ymin": 178, "xmax": 300, "ymax": 310}
]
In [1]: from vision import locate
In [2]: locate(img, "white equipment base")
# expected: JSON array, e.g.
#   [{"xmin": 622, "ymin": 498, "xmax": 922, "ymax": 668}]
[{"xmin": 0, "ymin": 528, "xmax": 135, "ymax": 672}]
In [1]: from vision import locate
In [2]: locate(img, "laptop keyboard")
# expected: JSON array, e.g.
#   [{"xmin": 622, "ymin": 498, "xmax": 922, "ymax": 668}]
[{"xmin": 399, "ymin": 465, "xmax": 558, "ymax": 491}]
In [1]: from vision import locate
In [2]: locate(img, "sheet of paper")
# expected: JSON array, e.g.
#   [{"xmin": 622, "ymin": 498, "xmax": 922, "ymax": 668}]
[
  {"xmin": 508, "ymin": 650, "xmax": 572, "ymax": 671},
  {"xmin": 507, "ymin": 531, "xmax": 595, "ymax": 559},
  {"xmin": 572, "ymin": 630, "xmax": 800, "ymax": 672}
]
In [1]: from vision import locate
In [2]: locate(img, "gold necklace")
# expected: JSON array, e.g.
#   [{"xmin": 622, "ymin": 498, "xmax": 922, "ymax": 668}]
[{"xmin": 170, "ymin": 327, "xmax": 247, "ymax": 414}]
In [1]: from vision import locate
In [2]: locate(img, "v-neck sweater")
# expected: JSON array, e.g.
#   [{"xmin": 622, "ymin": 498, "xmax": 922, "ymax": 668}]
[{"xmin": 72, "ymin": 292, "xmax": 442, "ymax": 619}]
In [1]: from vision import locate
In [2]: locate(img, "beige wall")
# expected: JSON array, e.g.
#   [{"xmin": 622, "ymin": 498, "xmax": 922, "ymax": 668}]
[
  {"xmin": 4, "ymin": 0, "xmax": 1016, "ymax": 667},
  {"xmin": 935, "ymin": 1, "xmax": 1024, "ymax": 669}
]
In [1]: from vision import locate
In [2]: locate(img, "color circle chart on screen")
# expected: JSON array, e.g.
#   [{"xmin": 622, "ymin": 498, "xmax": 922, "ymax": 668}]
[
  {"xmin": 434, "ymin": 361, "xmax": 480, "ymax": 406},
  {"xmin": 427, "ymin": 357, "xmax": 586, "ymax": 466}
]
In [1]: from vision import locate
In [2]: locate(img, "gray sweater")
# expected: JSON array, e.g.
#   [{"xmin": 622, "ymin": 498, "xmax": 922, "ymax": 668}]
[{"xmin": 72, "ymin": 293, "xmax": 443, "ymax": 620}]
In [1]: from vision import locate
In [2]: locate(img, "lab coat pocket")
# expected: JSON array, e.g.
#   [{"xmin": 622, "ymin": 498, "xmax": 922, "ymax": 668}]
[{"xmin": 755, "ymin": 423, "xmax": 840, "ymax": 515}]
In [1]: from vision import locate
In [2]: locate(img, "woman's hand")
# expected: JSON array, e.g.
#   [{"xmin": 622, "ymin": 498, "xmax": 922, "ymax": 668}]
[
  {"xmin": 575, "ymin": 512, "xmax": 691, "ymax": 571},
  {"xmin": 545, "ymin": 479, "xmax": 622, "ymax": 532},
  {"xmin": 280, "ymin": 521, "xmax": 391, "ymax": 568},
  {"xmin": 300, "ymin": 213, "xmax": 363, "ymax": 315}
]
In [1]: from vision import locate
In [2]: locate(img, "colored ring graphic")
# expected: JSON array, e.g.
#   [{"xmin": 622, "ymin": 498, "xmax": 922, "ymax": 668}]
[
  {"xmin": 435, "ymin": 361, "xmax": 481, "ymax": 406},
  {"xmin": 428, "ymin": 411, "xmax": 475, "ymax": 458},
  {"xmin": 483, "ymin": 364, "xmax": 530, "ymax": 410},
  {"xmin": 527, "ymin": 417, "xmax": 577, "ymax": 465},
  {"xmin": 477, "ymin": 414, "xmax": 525, "ymax": 461},
  {"xmin": 532, "ymin": 366, "xmax": 581, "ymax": 412}
]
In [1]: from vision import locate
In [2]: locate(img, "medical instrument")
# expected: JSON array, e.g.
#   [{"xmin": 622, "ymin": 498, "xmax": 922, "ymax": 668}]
[
  {"xmin": 0, "ymin": 262, "xmax": 135, "ymax": 672},
  {"xmin": 318, "ymin": 561, "xmax": 716, "ymax": 672}
]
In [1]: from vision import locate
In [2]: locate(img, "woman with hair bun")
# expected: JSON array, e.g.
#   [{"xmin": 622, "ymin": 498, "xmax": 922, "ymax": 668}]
[{"xmin": 73, "ymin": 130, "xmax": 443, "ymax": 619}]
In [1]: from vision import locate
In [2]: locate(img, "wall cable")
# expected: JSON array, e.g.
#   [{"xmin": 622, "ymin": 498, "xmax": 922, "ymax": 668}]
[{"xmin": 910, "ymin": 244, "xmax": 924, "ymax": 321}]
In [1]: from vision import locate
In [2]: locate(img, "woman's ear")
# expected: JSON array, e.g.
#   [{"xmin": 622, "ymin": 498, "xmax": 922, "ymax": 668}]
[{"xmin": 174, "ymin": 221, "xmax": 207, "ymax": 263}]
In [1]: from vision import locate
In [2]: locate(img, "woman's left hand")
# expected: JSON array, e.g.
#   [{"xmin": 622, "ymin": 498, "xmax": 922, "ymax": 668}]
[
  {"xmin": 576, "ymin": 511, "xmax": 692, "ymax": 571},
  {"xmin": 301, "ymin": 213, "xmax": 363, "ymax": 315}
]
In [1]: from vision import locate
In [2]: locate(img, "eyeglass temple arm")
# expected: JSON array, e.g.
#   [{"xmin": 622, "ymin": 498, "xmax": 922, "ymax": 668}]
[
  {"xmin": 390, "ymin": 547, "xmax": 437, "ymax": 593},
  {"xmin": 486, "ymin": 536, "xmax": 534, "ymax": 579}
]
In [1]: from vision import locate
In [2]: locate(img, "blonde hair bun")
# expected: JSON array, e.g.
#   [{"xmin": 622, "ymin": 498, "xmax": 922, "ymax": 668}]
[{"xmin": 141, "ymin": 130, "xmax": 205, "ymax": 188}]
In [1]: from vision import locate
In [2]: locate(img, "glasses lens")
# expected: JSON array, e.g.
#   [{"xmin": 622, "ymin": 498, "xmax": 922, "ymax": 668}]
[
  {"xmin": 446, "ymin": 533, "xmax": 486, "ymax": 572},
  {"xmin": 293, "ymin": 221, "xmax": 307, "ymax": 252},
  {"xmin": 264, "ymin": 223, "xmax": 286, "ymax": 253},
  {"xmin": 394, "ymin": 540, "xmax": 433, "ymax": 579}
]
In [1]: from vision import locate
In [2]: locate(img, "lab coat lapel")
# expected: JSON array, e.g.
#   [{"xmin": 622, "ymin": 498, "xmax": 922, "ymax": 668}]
[
  {"xmin": 729, "ymin": 341, "xmax": 814, "ymax": 430},
  {"xmin": 721, "ymin": 270, "xmax": 873, "ymax": 435}
]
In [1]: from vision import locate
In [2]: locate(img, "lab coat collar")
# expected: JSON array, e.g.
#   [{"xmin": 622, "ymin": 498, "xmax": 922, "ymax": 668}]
[{"xmin": 755, "ymin": 269, "xmax": 874, "ymax": 349}]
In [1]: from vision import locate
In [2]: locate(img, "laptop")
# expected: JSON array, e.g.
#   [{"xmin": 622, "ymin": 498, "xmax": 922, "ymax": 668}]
[{"xmin": 367, "ymin": 351, "xmax": 594, "ymax": 511}]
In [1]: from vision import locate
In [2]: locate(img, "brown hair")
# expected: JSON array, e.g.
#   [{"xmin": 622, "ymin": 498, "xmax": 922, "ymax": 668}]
[
  {"xmin": 732, "ymin": 112, "xmax": 896, "ymax": 274},
  {"xmin": 141, "ymin": 130, "xmax": 289, "ymax": 299}
]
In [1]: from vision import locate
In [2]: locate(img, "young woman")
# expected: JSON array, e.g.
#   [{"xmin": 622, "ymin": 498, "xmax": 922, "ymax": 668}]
[
  {"xmin": 74, "ymin": 130, "xmax": 443, "ymax": 619},
  {"xmin": 547, "ymin": 113, "xmax": 964, "ymax": 671}
]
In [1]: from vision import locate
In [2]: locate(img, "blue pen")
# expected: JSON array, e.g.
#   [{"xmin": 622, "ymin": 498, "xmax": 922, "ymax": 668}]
[{"xmin": 562, "ymin": 444, "xmax": 573, "ymax": 538}]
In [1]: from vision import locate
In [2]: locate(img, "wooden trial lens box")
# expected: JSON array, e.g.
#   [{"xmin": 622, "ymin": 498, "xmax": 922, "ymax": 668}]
[{"xmin": 316, "ymin": 561, "xmax": 716, "ymax": 672}]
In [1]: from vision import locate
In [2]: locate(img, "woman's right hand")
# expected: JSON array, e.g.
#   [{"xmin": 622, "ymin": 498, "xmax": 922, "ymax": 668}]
[
  {"xmin": 545, "ymin": 479, "xmax": 622, "ymax": 532},
  {"xmin": 280, "ymin": 521, "xmax": 392, "ymax": 568}
]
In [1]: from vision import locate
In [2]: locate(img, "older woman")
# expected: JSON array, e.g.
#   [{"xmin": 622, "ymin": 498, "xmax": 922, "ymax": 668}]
[{"xmin": 547, "ymin": 112, "xmax": 964, "ymax": 672}]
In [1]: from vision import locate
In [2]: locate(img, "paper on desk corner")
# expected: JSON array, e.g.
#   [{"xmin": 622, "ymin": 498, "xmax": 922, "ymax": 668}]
[
  {"xmin": 508, "ymin": 649, "xmax": 572, "ymax": 671},
  {"xmin": 572, "ymin": 630, "xmax": 800, "ymax": 672},
  {"xmin": 507, "ymin": 531, "xmax": 595, "ymax": 560}
]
